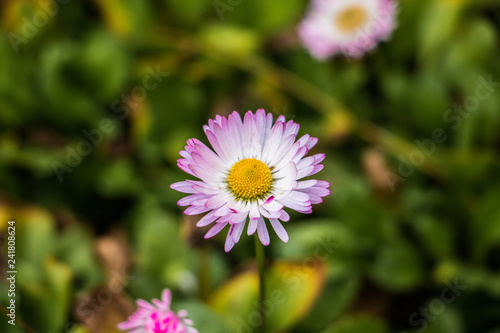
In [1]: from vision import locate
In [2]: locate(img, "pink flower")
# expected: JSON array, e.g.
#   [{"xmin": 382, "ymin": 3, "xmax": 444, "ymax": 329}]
[
  {"xmin": 118, "ymin": 289, "xmax": 198, "ymax": 333},
  {"xmin": 171, "ymin": 110, "xmax": 330, "ymax": 252},
  {"xmin": 298, "ymin": 0, "xmax": 397, "ymax": 59}
]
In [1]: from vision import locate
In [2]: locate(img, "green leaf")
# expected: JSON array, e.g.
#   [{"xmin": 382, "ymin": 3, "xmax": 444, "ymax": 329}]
[
  {"xmin": 273, "ymin": 219, "xmax": 355, "ymax": 262},
  {"xmin": 55, "ymin": 225, "xmax": 104, "ymax": 290},
  {"xmin": 210, "ymin": 260, "xmax": 326, "ymax": 332},
  {"xmin": 412, "ymin": 216, "xmax": 454, "ymax": 260},
  {"xmin": 19, "ymin": 258, "xmax": 73, "ymax": 332},
  {"xmin": 417, "ymin": 0, "xmax": 464, "ymax": 60},
  {"xmin": 471, "ymin": 184, "xmax": 500, "ymax": 260},
  {"xmin": 175, "ymin": 300, "xmax": 229, "ymax": 333},
  {"xmin": 297, "ymin": 271, "xmax": 361, "ymax": 331},
  {"xmin": 130, "ymin": 201, "xmax": 195, "ymax": 298},
  {"xmin": 166, "ymin": 0, "xmax": 211, "ymax": 26},
  {"xmin": 370, "ymin": 242, "xmax": 424, "ymax": 291},
  {"xmin": 424, "ymin": 306, "xmax": 464, "ymax": 333},
  {"xmin": 322, "ymin": 314, "xmax": 390, "ymax": 333},
  {"xmin": 16, "ymin": 208, "xmax": 56, "ymax": 265}
]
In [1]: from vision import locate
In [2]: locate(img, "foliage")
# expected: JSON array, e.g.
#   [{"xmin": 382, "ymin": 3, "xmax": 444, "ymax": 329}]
[{"xmin": 0, "ymin": 0, "xmax": 499, "ymax": 332}]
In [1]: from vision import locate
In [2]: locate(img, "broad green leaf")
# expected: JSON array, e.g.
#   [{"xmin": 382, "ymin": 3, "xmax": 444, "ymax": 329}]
[
  {"xmin": 210, "ymin": 260, "xmax": 326, "ymax": 332},
  {"xmin": 55, "ymin": 225, "xmax": 104, "ymax": 290},
  {"xmin": 417, "ymin": 0, "xmax": 464, "ymax": 60},
  {"xmin": 176, "ymin": 300, "xmax": 229, "ymax": 333},
  {"xmin": 298, "ymin": 271, "xmax": 361, "ymax": 331},
  {"xmin": 19, "ymin": 258, "xmax": 73, "ymax": 332},
  {"xmin": 16, "ymin": 208, "xmax": 56, "ymax": 265}
]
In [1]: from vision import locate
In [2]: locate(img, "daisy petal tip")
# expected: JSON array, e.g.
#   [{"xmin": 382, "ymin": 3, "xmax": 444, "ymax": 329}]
[
  {"xmin": 171, "ymin": 109, "xmax": 329, "ymax": 252},
  {"xmin": 224, "ymin": 243, "xmax": 235, "ymax": 252}
]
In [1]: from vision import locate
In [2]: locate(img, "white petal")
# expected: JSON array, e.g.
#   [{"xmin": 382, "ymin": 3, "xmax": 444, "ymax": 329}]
[
  {"xmin": 213, "ymin": 123, "xmax": 237, "ymax": 164},
  {"xmin": 205, "ymin": 222, "xmax": 227, "ymax": 239},
  {"xmin": 299, "ymin": 186, "xmax": 330, "ymax": 197},
  {"xmin": 261, "ymin": 121, "xmax": 284, "ymax": 163},
  {"xmin": 273, "ymin": 161, "xmax": 298, "ymax": 181},
  {"xmin": 229, "ymin": 211, "xmax": 248, "ymax": 224},
  {"xmin": 277, "ymin": 197, "xmax": 312, "ymax": 214},
  {"xmin": 242, "ymin": 111, "xmax": 263, "ymax": 159},
  {"xmin": 193, "ymin": 142, "xmax": 225, "ymax": 170},
  {"xmin": 249, "ymin": 203, "xmax": 261, "ymax": 220},
  {"xmin": 296, "ymin": 180, "xmax": 317, "ymax": 189},
  {"xmin": 316, "ymin": 180, "xmax": 330, "ymax": 188},
  {"xmin": 254, "ymin": 109, "xmax": 269, "ymax": 141},
  {"xmin": 213, "ymin": 204, "xmax": 231, "ymax": 217},
  {"xmin": 228, "ymin": 111, "xmax": 244, "ymax": 159},
  {"xmin": 296, "ymin": 155, "xmax": 316, "ymax": 170},
  {"xmin": 224, "ymin": 234, "xmax": 236, "ymax": 252},
  {"xmin": 308, "ymin": 194, "xmax": 323, "ymax": 204},
  {"xmin": 257, "ymin": 217, "xmax": 270, "ymax": 246},
  {"xmin": 261, "ymin": 197, "xmax": 284, "ymax": 212},
  {"xmin": 205, "ymin": 130, "xmax": 228, "ymax": 162},
  {"xmin": 287, "ymin": 190, "xmax": 310, "ymax": 203},
  {"xmin": 248, "ymin": 218, "xmax": 258, "ymax": 235},
  {"xmin": 230, "ymin": 221, "xmax": 246, "ymax": 243},
  {"xmin": 189, "ymin": 164, "xmax": 221, "ymax": 184},
  {"xmin": 269, "ymin": 219, "xmax": 289, "ymax": 243},
  {"xmin": 292, "ymin": 146, "xmax": 309, "ymax": 164},
  {"xmin": 177, "ymin": 193, "xmax": 208, "ymax": 207},
  {"xmin": 272, "ymin": 141, "xmax": 301, "ymax": 171},
  {"xmin": 296, "ymin": 165, "xmax": 315, "ymax": 180},
  {"xmin": 283, "ymin": 119, "xmax": 300, "ymax": 138},
  {"xmin": 279, "ymin": 210, "xmax": 290, "ymax": 222},
  {"xmin": 196, "ymin": 211, "xmax": 218, "ymax": 227},
  {"xmin": 170, "ymin": 181, "xmax": 197, "ymax": 194},
  {"xmin": 191, "ymin": 183, "xmax": 220, "ymax": 195},
  {"xmin": 267, "ymin": 135, "xmax": 296, "ymax": 167},
  {"xmin": 205, "ymin": 193, "xmax": 231, "ymax": 209},
  {"xmin": 305, "ymin": 137, "xmax": 318, "ymax": 150},
  {"xmin": 184, "ymin": 205, "xmax": 211, "ymax": 215},
  {"xmin": 259, "ymin": 205, "xmax": 281, "ymax": 219}
]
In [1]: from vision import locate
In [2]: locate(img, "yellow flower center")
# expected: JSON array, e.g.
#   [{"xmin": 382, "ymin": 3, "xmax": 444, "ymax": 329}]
[
  {"xmin": 227, "ymin": 158, "xmax": 272, "ymax": 200},
  {"xmin": 335, "ymin": 5, "xmax": 369, "ymax": 33}
]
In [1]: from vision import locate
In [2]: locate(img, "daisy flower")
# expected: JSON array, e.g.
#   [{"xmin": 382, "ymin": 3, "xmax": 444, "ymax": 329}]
[
  {"xmin": 171, "ymin": 109, "xmax": 330, "ymax": 252},
  {"xmin": 298, "ymin": 0, "xmax": 397, "ymax": 59},
  {"xmin": 118, "ymin": 289, "xmax": 198, "ymax": 333}
]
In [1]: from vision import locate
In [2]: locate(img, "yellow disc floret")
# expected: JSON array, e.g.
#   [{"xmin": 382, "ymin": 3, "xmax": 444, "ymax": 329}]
[
  {"xmin": 335, "ymin": 5, "xmax": 369, "ymax": 33},
  {"xmin": 227, "ymin": 158, "xmax": 272, "ymax": 200}
]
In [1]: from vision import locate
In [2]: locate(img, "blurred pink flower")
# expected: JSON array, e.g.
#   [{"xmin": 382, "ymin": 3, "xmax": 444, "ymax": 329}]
[
  {"xmin": 299, "ymin": 0, "xmax": 397, "ymax": 59},
  {"xmin": 171, "ymin": 110, "xmax": 330, "ymax": 252},
  {"xmin": 118, "ymin": 289, "xmax": 198, "ymax": 333}
]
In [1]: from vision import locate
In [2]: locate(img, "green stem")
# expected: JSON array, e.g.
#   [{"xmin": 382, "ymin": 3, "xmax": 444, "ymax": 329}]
[{"xmin": 254, "ymin": 235, "xmax": 266, "ymax": 333}]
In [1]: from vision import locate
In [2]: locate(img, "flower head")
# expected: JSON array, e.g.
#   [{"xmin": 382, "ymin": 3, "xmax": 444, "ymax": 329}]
[
  {"xmin": 171, "ymin": 110, "xmax": 330, "ymax": 252},
  {"xmin": 298, "ymin": 0, "xmax": 397, "ymax": 59},
  {"xmin": 118, "ymin": 289, "xmax": 197, "ymax": 333}
]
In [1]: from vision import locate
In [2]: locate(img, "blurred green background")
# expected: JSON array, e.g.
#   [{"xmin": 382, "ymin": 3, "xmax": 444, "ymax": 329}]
[{"xmin": 1, "ymin": 0, "xmax": 500, "ymax": 332}]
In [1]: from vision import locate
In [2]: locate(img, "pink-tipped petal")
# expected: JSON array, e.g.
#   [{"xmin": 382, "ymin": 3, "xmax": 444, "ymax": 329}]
[
  {"xmin": 269, "ymin": 219, "xmax": 289, "ymax": 243},
  {"xmin": 257, "ymin": 217, "xmax": 270, "ymax": 246}
]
